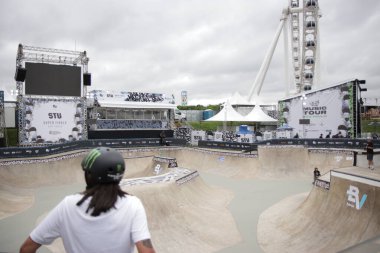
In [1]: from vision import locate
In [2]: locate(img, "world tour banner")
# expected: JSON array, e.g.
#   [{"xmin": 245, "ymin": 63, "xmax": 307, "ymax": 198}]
[
  {"xmin": 278, "ymin": 81, "xmax": 356, "ymax": 138},
  {"xmin": 88, "ymin": 90, "xmax": 175, "ymax": 104},
  {"xmin": 20, "ymin": 96, "xmax": 85, "ymax": 145}
]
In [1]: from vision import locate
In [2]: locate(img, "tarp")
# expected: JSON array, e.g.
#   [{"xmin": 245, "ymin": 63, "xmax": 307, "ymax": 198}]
[
  {"xmin": 205, "ymin": 101, "xmax": 246, "ymax": 122},
  {"xmin": 243, "ymin": 103, "xmax": 277, "ymax": 122}
]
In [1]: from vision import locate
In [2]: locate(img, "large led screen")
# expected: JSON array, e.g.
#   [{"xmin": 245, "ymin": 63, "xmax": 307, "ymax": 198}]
[{"xmin": 25, "ymin": 62, "xmax": 81, "ymax": 96}]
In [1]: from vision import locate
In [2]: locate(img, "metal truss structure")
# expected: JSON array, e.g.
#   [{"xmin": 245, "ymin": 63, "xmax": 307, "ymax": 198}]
[
  {"xmin": 15, "ymin": 44, "xmax": 90, "ymax": 146},
  {"xmin": 15, "ymin": 43, "xmax": 90, "ymax": 96}
]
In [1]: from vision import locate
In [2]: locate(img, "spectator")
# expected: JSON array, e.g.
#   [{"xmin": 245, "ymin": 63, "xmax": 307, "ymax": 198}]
[
  {"xmin": 313, "ymin": 167, "xmax": 321, "ymax": 183},
  {"xmin": 366, "ymin": 138, "xmax": 375, "ymax": 170},
  {"xmin": 159, "ymin": 131, "xmax": 167, "ymax": 146},
  {"xmin": 20, "ymin": 147, "xmax": 155, "ymax": 253}
]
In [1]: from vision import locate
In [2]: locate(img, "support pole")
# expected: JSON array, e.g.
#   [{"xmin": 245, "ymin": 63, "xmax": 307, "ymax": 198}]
[{"xmin": 248, "ymin": 12, "xmax": 287, "ymax": 102}]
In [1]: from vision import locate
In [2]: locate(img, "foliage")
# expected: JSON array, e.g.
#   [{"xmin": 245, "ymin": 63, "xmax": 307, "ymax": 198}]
[
  {"xmin": 361, "ymin": 119, "xmax": 380, "ymax": 134},
  {"xmin": 188, "ymin": 121, "xmax": 219, "ymax": 131},
  {"xmin": 348, "ymin": 83, "xmax": 354, "ymax": 137},
  {"xmin": 188, "ymin": 121, "xmax": 255, "ymax": 131},
  {"xmin": 178, "ymin": 104, "xmax": 222, "ymax": 112},
  {"xmin": 5, "ymin": 128, "xmax": 18, "ymax": 146}
]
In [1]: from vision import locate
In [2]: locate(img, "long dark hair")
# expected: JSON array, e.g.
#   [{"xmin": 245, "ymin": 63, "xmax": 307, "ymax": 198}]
[{"xmin": 77, "ymin": 184, "xmax": 128, "ymax": 217}]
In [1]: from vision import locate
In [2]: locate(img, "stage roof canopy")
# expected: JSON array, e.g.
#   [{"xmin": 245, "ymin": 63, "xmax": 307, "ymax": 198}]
[{"xmin": 96, "ymin": 100, "xmax": 177, "ymax": 109}]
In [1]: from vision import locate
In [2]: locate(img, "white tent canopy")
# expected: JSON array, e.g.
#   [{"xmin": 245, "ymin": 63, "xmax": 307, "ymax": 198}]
[
  {"xmin": 205, "ymin": 100, "xmax": 246, "ymax": 122},
  {"xmin": 229, "ymin": 91, "xmax": 252, "ymax": 106},
  {"xmin": 243, "ymin": 103, "xmax": 277, "ymax": 122}
]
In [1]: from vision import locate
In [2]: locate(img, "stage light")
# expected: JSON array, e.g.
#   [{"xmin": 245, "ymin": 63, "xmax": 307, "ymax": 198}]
[
  {"xmin": 355, "ymin": 79, "xmax": 366, "ymax": 84},
  {"xmin": 14, "ymin": 67, "xmax": 26, "ymax": 82},
  {"xmin": 83, "ymin": 73, "xmax": 91, "ymax": 86}
]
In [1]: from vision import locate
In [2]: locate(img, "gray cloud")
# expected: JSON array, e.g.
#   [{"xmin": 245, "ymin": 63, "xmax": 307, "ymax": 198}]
[{"xmin": 0, "ymin": 0, "xmax": 379, "ymax": 105}]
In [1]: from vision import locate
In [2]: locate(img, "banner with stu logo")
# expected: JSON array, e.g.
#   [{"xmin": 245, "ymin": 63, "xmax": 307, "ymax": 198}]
[{"xmin": 20, "ymin": 96, "xmax": 85, "ymax": 144}]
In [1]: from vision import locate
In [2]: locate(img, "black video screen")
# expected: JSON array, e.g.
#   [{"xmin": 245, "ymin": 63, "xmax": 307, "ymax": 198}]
[{"xmin": 25, "ymin": 62, "xmax": 81, "ymax": 96}]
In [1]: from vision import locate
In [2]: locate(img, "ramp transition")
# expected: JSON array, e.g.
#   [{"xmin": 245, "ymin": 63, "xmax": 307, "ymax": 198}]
[{"xmin": 258, "ymin": 167, "xmax": 380, "ymax": 253}]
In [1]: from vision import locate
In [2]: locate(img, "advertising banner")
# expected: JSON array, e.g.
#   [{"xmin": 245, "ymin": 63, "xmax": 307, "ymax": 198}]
[
  {"xmin": 214, "ymin": 131, "xmax": 224, "ymax": 142},
  {"xmin": 278, "ymin": 81, "xmax": 355, "ymax": 138},
  {"xmin": 181, "ymin": 90, "xmax": 187, "ymax": 106},
  {"xmin": 191, "ymin": 130, "xmax": 206, "ymax": 145},
  {"xmin": 20, "ymin": 96, "xmax": 85, "ymax": 144},
  {"xmin": 237, "ymin": 134, "xmax": 254, "ymax": 143},
  {"xmin": 89, "ymin": 90, "xmax": 175, "ymax": 104}
]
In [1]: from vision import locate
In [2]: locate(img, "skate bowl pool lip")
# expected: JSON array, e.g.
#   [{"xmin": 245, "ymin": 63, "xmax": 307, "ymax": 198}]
[{"xmin": 0, "ymin": 145, "xmax": 377, "ymax": 253}]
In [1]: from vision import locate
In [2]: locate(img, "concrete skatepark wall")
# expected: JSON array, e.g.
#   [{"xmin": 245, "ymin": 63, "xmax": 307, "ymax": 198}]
[{"xmin": 0, "ymin": 146, "xmax": 377, "ymax": 253}]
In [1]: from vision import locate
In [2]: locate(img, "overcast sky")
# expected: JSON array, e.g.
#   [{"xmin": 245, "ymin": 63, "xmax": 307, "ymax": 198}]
[{"xmin": 0, "ymin": 0, "xmax": 379, "ymax": 105}]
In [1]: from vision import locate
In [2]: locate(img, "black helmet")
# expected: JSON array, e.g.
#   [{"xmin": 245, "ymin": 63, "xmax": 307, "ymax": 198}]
[{"xmin": 81, "ymin": 147, "xmax": 125, "ymax": 186}]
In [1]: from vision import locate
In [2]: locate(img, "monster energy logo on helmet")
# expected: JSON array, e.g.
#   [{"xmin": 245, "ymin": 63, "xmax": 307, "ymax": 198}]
[
  {"xmin": 81, "ymin": 147, "xmax": 125, "ymax": 185},
  {"xmin": 83, "ymin": 149, "xmax": 102, "ymax": 170}
]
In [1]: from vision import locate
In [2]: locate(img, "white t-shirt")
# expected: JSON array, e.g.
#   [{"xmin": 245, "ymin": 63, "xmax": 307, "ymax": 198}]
[{"xmin": 31, "ymin": 194, "xmax": 151, "ymax": 253}]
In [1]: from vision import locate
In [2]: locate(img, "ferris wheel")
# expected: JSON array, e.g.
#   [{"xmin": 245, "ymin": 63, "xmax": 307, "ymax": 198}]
[
  {"xmin": 248, "ymin": 0, "xmax": 321, "ymax": 101},
  {"xmin": 289, "ymin": 0, "xmax": 320, "ymax": 92}
]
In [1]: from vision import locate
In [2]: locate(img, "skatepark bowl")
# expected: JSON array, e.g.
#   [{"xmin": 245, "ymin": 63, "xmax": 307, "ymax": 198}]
[{"xmin": 1, "ymin": 145, "xmax": 380, "ymax": 253}]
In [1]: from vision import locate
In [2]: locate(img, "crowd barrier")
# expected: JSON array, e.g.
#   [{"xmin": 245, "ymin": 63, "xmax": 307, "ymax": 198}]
[
  {"xmin": 198, "ymin": 138, "xmax": 380, "ymax": 152},
  {"xmin": 1, "ymin": 137, "xmax": 378, "ymax": 159},
  {"xmin": 265, "ymin": 138, "xmax": 380, "ymax": 149},
  {"xmin": 198, "ymin": 140, "xmax": 258, "ymax": 152},
  {"xmin": 0, "ymin": 138, "xmax": 186, "ymax": 159}
]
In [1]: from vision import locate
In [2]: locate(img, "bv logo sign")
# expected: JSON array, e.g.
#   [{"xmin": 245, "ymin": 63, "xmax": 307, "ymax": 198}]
[{"xmin": 346, "ymin": 185, "xmax": 367, "ymax": 210}]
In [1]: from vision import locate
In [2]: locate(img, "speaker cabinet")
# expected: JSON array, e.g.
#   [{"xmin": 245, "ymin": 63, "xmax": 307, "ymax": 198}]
[
  {"xmin": 83, "ymin": 73, "xmax": 91, "ymax": 86},
  {"xmin": 14, "ymin": 67, "xmax": 26, "ymax": 82}
]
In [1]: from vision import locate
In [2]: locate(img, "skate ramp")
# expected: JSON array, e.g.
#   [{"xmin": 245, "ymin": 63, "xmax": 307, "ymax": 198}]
[
  {"xmin": 0, "ymin": 146, "xmax": 357, "ymax": 220},
  {"xmin": 257, "ymin": 167, "xmax": 380, "ymax": 253},
  {"xmin": 0, "ymin": 146, "xmax": 361, "ymax": 252},
  {"xmin": 161, "ymin": 148, "xmax": 260, "ymax": 179},
  {"xmin": 0, "ymin": 153, "xmax": 85, "ymax": 219},
  {"xmin": 125, "ymin": 176, "xmax": 241, "ymax": 253},
  {"xmin": 257, "ymin": 146, "xmax": 354, "ymax": 178},
  {"xmin": 159, "ymin": 146, "xmax": 355, "ymax": 179},
  {"xmin": 39, "ymin": 170, "xmax": 241, "ymax": 253}
]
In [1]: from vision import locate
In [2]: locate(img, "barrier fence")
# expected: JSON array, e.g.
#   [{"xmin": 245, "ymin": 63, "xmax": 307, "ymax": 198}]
[
  {"xmin": 0, "ymin": 138, "xmax": 186, "ymax": 159},
  {"xmin": 198, "ymin": 138, "xmax": 380, "ymax": 152},
  {"xmin": 1, "ymin": 137, "xmax": 378, "ymax": 159}
]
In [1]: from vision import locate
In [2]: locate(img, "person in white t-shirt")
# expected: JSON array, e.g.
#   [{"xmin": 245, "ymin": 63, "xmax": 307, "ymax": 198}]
[{"xmin": 20, "ymin": 147, "xmax": 155, "ymax": 253}]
